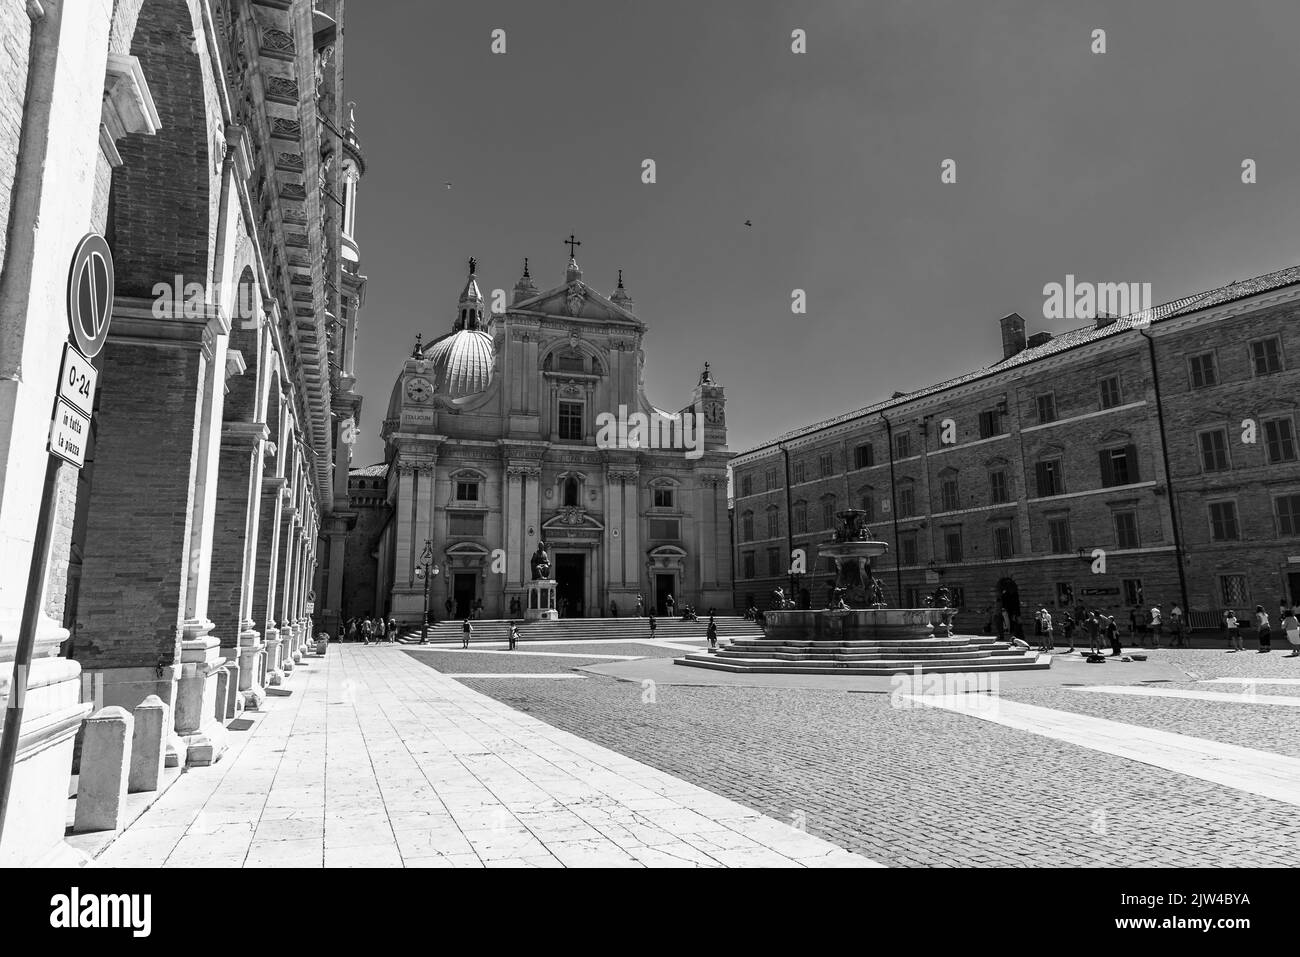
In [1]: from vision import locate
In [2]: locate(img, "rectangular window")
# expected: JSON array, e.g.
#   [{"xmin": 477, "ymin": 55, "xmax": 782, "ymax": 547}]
[
  {"xmin": 764, "ymin": 468, "xmax": 777, "ymax": 490},
  {"xmin": 1123, "ymin": 578, "xmax": 1144, "ymax": 607},
  {"xmin": 793, "ymin": 504, "xmax": 807, "ymax": 534},
  {"xmin": 448, "ymin": 513, "xmax": 485, "ymax": 536},
  {"xmin": 653, "ymin": 488, "xmax": 674, "ymax": 508},
  {"xmin": 767, "ymin": 548, "xmax": 781, "ymax": 577},
  {"xmin": 819, "ymin": 452, "xmax": 835, "ymax": 477},
  {"xmin": 740, "ymin": 474, "xmax": 753, "ymax": 497},
  {"xmin": 897, "ymin": 485, "xmax": 915, "ymax": 517},
  {"xmin": 1035, "ymin": 459, "xmax": 1064, "ymax": 497},
  {"xmin": 1208, "ymin": 501, "xmax": 1240, "ymax": 542},
  {"xmin": 893, "ymin": 433, "xmax": 911, "ymax": 459},
  {"xmin": 1098, "ymin": 376, "xmax": 1122, "ymax": 410},
  {"xmin": 741, "ymin": 512, "xmax": 754, "ymax": 541},
  {"xmin": 1113, "ymin": 509, "xmax": 1140, "ymax": 548},
  {"xmin": 992, "ymin": 524, "xmax": 1013, "ymax": 560},
  {"xmin": 558, "ymin": 401, "xmax": 583, "ymax": 440},
  {"xmin": 793, "ymin": 461, "xmax": 805, "ymax": 484},
  {"xmin": 943, "ymin": 527, "xmax": 963, "ymax": 564},
  {"xmin": 1264, "ymin": 418, "xmax": 1298, "ymax": 464},
  {"xmin": 1220, "ymin": 574, "xmax": 1248, "ymax": 606},
  {"xmin": 766, "ymin": 509, "xmax": 779, "ymax": 538},
  {"xmin": 1277, "ymin": 494, "xmax": 1300, "ymax": 536},
  {"xmin": 648, "ymin": 518, "xmax": 680, "ymax": 540},
  {"xmin": 1188, "ymin": 352, "xmax": 1218, "ymax": 388},
  {"xmin": 455, "ymin": 481, "xmax": 479, "ymax": 502},
  {"xmin": 989, "ymin": 470, "xmax": 1009, "ymax": 504},
  {"xmin": 821, "ymin": 499, "xmax": 835, "ymax": 528},
  {"xmin": 742, "ymin": 552, "xmax": 755, "ymax": 579},
  {"xmin": 854, "ymin": 444, "xmax": 874, "ymax": 469},
  {"xmin": 1099, "ymin": 445, "xmax": 1139, "ymax": 487},
  {"xmin": 1199, "ymin": 429, "xmax": 1230, "ymax": 472},
  {"xmin": 860, "ymin": 494, "xmax": 874, "ymax": 522},
  {"xmin": 941, "ymin": 477, "xmax": 960, "ymax": 512},
  {"xmin": 979, "ymin": 409, "xmax": 1004, "ymax": 439},
  {"xmin": 1251, "ymin": 336, "xmax": 1283, "ymax": 375},
  {"xmin": 1036, "ymin": 393, "xmax": 1057, "ymax": 423},
  {"xmin": 1047, "ymin": 517, "xmax": 1071, "ymax": 553},
  {"xmin": 899, "ymin": 532, "xmax": 918, "ymax": 566},
  {"xmin": 556, "ymin": 354, "xmax": 585, "ymax": 373}
]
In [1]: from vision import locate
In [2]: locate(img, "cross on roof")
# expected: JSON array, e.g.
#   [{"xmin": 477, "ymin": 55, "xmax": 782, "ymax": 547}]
[{"xmin": 564, "ymin": 234, "xmax": 581, "ymax": 258}]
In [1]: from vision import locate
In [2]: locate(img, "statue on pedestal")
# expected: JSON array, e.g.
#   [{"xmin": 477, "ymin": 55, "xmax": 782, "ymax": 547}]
[
  {"xmin": 530, "ymin": 541, "xmax": 551, "ymax": 581},
  {"xmin": 869, "ymin": 577, "xmax": 887, "ymax": 608}
]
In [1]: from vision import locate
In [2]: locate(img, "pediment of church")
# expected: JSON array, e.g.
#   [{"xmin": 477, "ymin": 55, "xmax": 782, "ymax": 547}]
[
  {"xmin": 542, "ymin": 506, "xmax": 605, "ymax": 532},
  {"xmin": 511, "ymin": 281, "xmax": 641, "ymax": 326}
]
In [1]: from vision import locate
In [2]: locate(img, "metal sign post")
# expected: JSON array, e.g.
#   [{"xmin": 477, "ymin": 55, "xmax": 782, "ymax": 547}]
[{"xmin": 0, "ymin": 234, "xmax": 113, "ymax": 847}]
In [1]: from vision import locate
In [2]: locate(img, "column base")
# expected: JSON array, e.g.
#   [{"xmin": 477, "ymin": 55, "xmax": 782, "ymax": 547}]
[{"xmin": 174, "ymin": 621, "xmax": 228, "ymax": 767}]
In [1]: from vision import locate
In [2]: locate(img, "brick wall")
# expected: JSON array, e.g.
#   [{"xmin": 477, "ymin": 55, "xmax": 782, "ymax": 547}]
[{"xmin": 72, "ymin": 341, "xmax": 204, "ymax": 668}]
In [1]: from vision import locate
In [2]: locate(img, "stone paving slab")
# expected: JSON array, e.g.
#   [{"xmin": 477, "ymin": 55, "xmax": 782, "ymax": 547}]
[{"xmin": 94, "ymin": 646, "xmax": 878, "ymax": 869}]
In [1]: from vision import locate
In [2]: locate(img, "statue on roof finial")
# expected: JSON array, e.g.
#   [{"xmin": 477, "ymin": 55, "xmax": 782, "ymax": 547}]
[
  {"xmin": 468, "ymin": 256, "xmax": 477, "ymax": 275},
  {"xmin": 412, "ymin": 332, "xmax": 423, "ymax": 357}
]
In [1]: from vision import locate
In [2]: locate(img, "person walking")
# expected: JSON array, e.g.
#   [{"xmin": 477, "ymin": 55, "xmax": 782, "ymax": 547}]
[
  {"xmin": 1037, "ymin": 607, "xmax": 1053, "ymax": 653},
  {"xmin": 508, "ymin": 622, "xmax": 520, "ymax": 651},
  {"xmin": 1084, "ymin": 610, "xmax": 1101, "ymax": 655},
  {"xmin": 1284, "ymin": 609, "xmax": 1300, "ymax": 657},
  {"xmin": 1033, "ymin": 606, "xmax": 1044, "ymax": 646},
  {"xmin": 1149, "ymin": 604, "xmax": 1163, "ymax": 649},
  {"xmin": 462, "ymin": 617, "xmax": 472, "ymax": 649},
  {"xmin": 387, "ymin": 617, "xmax": 398, "ymax": 645},
  {"xmin": 665, "ymin": 594, "xmax": 675, "ymax": 618},
  {"xmin": 648, "ymin": 613, "xmax": 657, "ymax": 640},
  {"xmin": 1254, "ymin": 605, "xmax": 1272, "ymax": 652},
  {"xmin": 1224, "ymin": 609, "xmax": 1243, "ymax": 652},
  {"xmin": 1169, "ymin": 604, "xmax": 1185, "ymax": 648},
  {"xmin": 707, "ymin": 615, "xmax": 718, "ymax": 651},
  {"xmin": 610, "ymin": 599, "xmax": 618, "ymax": 618}
]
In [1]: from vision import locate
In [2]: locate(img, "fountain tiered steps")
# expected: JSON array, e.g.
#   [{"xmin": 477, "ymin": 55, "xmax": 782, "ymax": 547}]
[{"xmin": 676, "ymin": 635, "xmax": 1048, "ymax": 675}]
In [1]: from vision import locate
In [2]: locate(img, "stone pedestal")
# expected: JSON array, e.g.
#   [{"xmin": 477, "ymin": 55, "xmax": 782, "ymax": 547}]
[
  {"xmin": 238, "ymin": 623, "xmax": 266, "ymax": 709},
  {"xmin": 0, "ymin": 651, "xmax": 93, "ymax": 867},
  {"xmin": 525, "ymin": 580, "xmax": 558, "ymax": 622},
  {"xmin": 129, "ymin": 695, "xmax": 169, "ymax": 793},
  {"xmin": 174, "ymin": 622, "xmax": 228, "ymax": 767},
  {"xmin": 263, "ymin": 627, "xmax": 283, "ymax": 686},
  {"xmin": 74, "ymin": 706, "xmax": 133, "ymax": 833}
]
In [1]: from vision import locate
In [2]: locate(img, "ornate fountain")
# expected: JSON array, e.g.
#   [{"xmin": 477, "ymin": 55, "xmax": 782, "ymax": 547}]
[{"xmin": 675, "ymin": 509, "xmax": 1048, "ymax": 674}]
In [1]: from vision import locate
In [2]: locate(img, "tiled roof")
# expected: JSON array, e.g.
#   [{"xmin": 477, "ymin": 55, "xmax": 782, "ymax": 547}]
[
  {"xmin": 349, "ymin": 462, "xmax": 389, "ymax": 478},
  {"xmin": 739, "ymin": 262, "xmax": 1300, "ymax": 456}
]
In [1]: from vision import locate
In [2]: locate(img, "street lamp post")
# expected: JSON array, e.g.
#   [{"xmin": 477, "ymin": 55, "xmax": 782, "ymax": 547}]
[{"xmin": 416, "ymin": 539, "xmax": 437, "ymax": 644}]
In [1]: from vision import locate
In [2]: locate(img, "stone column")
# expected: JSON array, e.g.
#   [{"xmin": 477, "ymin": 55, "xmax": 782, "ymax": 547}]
[
  {"xmin": 278, "ymin": 496, "xmax": 299, "ymax": 673},
  {"xmin": 505, "ymin": 469, "xmax": 524, "ymax": 590},
  {"xmin": 254, "ymin": 475, "xmax": 286, "ymax": 685}
]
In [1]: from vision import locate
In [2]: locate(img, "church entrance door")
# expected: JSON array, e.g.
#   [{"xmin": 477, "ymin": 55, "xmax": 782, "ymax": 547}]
[
  {"xmin": 453, "ymin": 573, "xmax": 476, "ymax": 620},
  {"xmin": 556, "ymin": 553, "xmax": 585, "ymax": 618},
  {"xmin": 655, "ymin": 574, "xmax": 675, "ymax": 616}
]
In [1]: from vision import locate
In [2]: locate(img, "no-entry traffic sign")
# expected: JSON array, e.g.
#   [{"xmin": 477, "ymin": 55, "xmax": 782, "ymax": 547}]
[{"xmin": 67, "ymin": 233, "xmax": 114, "ymax": 358}]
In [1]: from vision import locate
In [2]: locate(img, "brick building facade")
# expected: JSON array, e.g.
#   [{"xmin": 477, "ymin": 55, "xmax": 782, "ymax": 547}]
[
  {"xmin": 731, "ymin": 266, "xmax": 1300, "ymax": 629},
  {"xmin": 0, "ymin": 0, "xmax": 365, "ymax": 865}
]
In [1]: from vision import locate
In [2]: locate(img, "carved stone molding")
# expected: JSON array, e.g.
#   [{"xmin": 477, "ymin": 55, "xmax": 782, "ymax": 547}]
[{"xmin": 607, "ymin": 469, "xmax": 639, "ymax": 482}]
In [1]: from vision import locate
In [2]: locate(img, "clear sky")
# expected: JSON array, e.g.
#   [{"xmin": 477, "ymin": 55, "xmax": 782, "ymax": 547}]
[{"xmin": 342, "ymin": 0, "xmax": 1300, "ymax": 468}]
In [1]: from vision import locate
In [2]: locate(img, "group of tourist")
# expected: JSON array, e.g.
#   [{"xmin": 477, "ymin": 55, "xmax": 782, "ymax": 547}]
[
  {"xmin": 1031, "ymin": 606, "xmax": 1124, "ymax": 656},
  {"xmin": 340, "ymin": 616, "xmax": 399, "ymax": 645},
  {"xmin": 1225, "ymin": 605, "xmax": 1300, "ymax": 654}
]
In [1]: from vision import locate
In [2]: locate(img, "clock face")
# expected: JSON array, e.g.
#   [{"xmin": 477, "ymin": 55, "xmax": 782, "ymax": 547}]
[
  {"xmin": 405, "ymin": 376, "xmax": 434, "ymax": 403},
  {"xmin": 705, "ymin": 400, "xmax": 723, "ymax": 424}
]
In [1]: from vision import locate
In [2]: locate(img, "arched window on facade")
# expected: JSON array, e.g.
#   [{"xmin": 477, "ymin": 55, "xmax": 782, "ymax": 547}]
[{"xmin": 564, "ymin": 475, "xmax": 579, "ymax": 507}]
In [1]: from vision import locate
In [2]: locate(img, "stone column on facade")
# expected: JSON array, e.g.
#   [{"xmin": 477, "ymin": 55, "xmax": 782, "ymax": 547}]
[
  {"xmin": 278, "ymin": 494, "xmax": 300, "ymax": 673},
  {"xmin": 621, "ymin": 470, "xmax": 641, "ymax": 599},
  {"xmin": 391, "ymin": 462, "xmax": 417, "ymax": 611},
  {"xmin": 524, "ymin": 467, "xmax": 542, "ymax": 575},
  {"xmin": 255, "ymin": 475, "xmax": 287, "ymax": 684},
  {"xmin": 505, "ymin": 469, "xmax": 524, "ymax": 592}
]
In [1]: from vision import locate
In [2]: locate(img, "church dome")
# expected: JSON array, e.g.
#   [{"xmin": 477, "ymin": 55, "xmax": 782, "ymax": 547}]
[{"xmin": 425, "ymin": 328, "xmax": 495, "ymax": 397}]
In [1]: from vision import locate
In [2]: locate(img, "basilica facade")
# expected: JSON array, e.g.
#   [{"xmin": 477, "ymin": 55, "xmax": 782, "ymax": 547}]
[{"xmin": 352, "ymin": 254, "xmax": 732, "ymax": 622}]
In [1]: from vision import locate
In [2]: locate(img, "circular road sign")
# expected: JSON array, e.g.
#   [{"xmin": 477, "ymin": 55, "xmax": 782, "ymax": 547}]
[{"xmin": 67, "ymin": 233, "xmax": 114, "ymax": 358}]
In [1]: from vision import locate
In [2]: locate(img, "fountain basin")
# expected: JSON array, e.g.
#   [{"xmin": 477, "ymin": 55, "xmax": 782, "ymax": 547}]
[{"xmin": 764, "ymin": 606, "xmax": 956, "ymax": 642}]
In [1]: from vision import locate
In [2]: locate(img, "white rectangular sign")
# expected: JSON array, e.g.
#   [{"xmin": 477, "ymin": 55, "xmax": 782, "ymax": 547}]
[
  {"xmin": 305, "ymin": 601, "xmax": 315, "ymax": 614},
  {"xmin": 57, "ymin": 343, "xmax": 97, "ymax": 417},
  {"xmin": 49, "ymin": 398, "xmax": 90, "ymax": 468}
]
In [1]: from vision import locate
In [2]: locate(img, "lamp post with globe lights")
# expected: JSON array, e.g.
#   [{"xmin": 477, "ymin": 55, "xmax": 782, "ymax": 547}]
[{"xmin": 415, "ymin": 539, "xmax": 438, "ymax": 643}]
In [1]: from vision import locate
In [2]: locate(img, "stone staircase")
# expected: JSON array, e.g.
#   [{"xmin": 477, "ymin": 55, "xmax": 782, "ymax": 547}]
[
  {"xmin": 675, "ymin": 635, "xmax": 1049, "ymax": 676},
  {"xmin": 397, "ymin": 616, "xmax": 764, "ymax": 645}
]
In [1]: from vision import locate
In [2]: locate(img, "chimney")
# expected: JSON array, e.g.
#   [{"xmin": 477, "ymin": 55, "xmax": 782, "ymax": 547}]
[
  {"xmin": 999, "ymin": 313, "xmax": 1026, "ymax": 360},
  {"xmin": 1027, "ymin": 331, "xmax": 1054, "ymax": 349}
]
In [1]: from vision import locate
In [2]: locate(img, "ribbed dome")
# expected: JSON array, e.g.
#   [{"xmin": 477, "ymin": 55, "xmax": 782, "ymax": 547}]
[{"xmin": 425, "ymin": 329, "xmax": 495, "ymax": 397}]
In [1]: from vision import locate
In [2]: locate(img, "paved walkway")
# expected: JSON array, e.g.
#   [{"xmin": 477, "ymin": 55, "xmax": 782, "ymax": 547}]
[{"xmin": 96, "ymin": 645, "xmax": 877, "ymax": 868}]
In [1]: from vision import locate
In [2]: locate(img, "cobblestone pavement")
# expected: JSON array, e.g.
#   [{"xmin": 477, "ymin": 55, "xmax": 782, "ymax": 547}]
[
  {"xmin": 440, "ymin": 646, "xmax": 1300, "ymax": 867},
  {"xmin": 95, "ymin": 645, "xmax": 872, "ymax": 868}
]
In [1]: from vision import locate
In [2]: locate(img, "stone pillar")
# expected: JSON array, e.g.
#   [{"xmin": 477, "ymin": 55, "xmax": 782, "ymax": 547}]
[
  {"xmin": 73, "ymin": 706, "xmax": 133, "ymax": 833},
  {"xmin": 175, "ymin": 620, "xmax": 227, "ymax": 766},
  {"xmin": 279, "ymin": 498, "xmax": 300, "ymax": 672},
  {"xmin": 506, "ymin": 469, "xmax": 524, "ymax": 590},
  {"xmin": 254, "ymin": 475, "xmax": 286, "ymax": 685},
  {"xmin": 129, "ymin": 695, "xmax": 169, "ymax": 793},
  {"xmin": 392, "ymin": 462, "xmax": 416, "ymax": 599}
]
